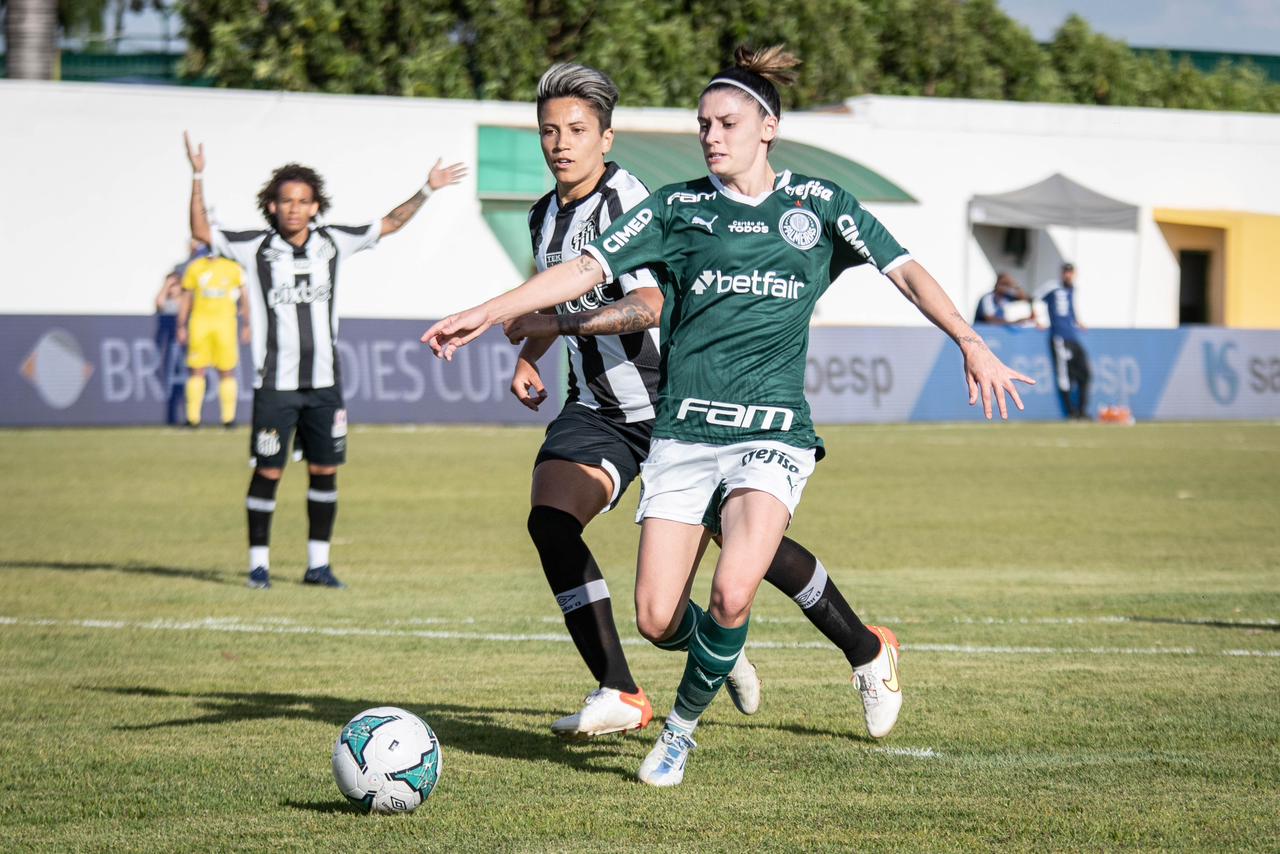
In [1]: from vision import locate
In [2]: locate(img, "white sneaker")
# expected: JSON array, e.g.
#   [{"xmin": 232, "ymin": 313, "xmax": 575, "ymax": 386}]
[
  {"xmin": 550, "ymin": 687, "xmax": 652, "ymax": 740},
  {"xmin": 852, "ymin": 625, "xmax": 903, "ymax": 739},
  {"xmin": 637, "ymin": 727, "xmax": 697, "ymax": 787},
  {"xmin": 725, "ymin": 650, "xmax": 761, "ymax": 715}
]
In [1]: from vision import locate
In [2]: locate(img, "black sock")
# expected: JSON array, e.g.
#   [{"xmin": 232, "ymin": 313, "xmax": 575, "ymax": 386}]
[
  {"xmin": 527, "ymin": 506, "xmax": 638, "ymax": 694},
  {"xmin": 246, "ymin": 471, "xmax": 278, "ymax": 550},
  {"xmin": 763, "ymin": 537, "xmax": 881, "ymax": 668},
  {"xmin": 307, "ymin": 472, "xmax": 338, "ymax": 542}
]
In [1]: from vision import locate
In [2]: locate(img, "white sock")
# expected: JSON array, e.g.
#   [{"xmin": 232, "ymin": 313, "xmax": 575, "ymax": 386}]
[
  {"xmin": 665, "ymin": 709, "xmax": 698, "ymax": 737},
  {"xmin": 249, "ymin": 546, "xmax": 269, "ymax": 571},
  {"xmin": 307, "ymin": 540, "xmax": 331, "ymax": 569}
]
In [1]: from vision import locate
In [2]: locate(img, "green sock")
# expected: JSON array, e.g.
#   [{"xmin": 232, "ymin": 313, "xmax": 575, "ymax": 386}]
[
  {"xmin": 652, "ymin": 601, "xmax": 704, "ymax": 652},
  {"xmin": 672, "ymin": 610, "xmax": 749, "ymax": 722}
]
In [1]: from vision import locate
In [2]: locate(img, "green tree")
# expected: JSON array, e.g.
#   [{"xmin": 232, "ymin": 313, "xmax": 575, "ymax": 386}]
[
  {"xmin": 180, "ymin": 0, "xmax": 471, "ymax": 96},
  {"xmin": 173, "ymin": 0, "xmax": 1280, "ymax": 114}
]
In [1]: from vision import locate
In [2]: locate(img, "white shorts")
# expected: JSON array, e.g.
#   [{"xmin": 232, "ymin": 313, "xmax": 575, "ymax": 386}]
[{"xmin": 636, "ymin": 437, "xmax": 818, "ymax": 526}]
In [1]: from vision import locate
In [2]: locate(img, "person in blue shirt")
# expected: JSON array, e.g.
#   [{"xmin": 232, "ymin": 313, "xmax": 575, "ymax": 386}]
[
  {"xmin": 974, "ymin": 273, "xmax": 1032, "ymax": 326},
  {"xmin": 1044, "ymin": 263, "xmax": 1091, "ymax": 420}
]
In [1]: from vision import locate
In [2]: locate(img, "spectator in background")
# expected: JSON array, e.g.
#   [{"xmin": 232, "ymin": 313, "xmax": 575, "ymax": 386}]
[
  {"xmin": 154, "ymin": 267, "xmax": 186, "ymax": 425},
  {"xmin": 177, "ymin": 244, "xmax": 250, "ymax": 428},
  {"xmin": 974, "ymin": 273, "xmax": 1034, "ymax": 326},
  {"xmin": 1044, "ymin": 262, "xmax": 1091, "ymax": 420}
]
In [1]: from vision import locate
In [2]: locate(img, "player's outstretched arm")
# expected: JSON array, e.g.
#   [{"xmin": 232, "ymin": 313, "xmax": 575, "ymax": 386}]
[
  {"xmin": 887, "ymin": 260, "xmax": 1034, "ymax": 420},
  {"xmin": 504, "ymin": 288, "xmax": 663, "ymax": 343},
  {"xmin": 184, "ymin": 131, "xmax": 212, "ymax": 247},
  {"xmin": 380, "ymin": 159, "xmax": 468, "ymax": 237},
  {"xmin": 422, "ymin": 255, "xmax": 605, "ymax": 360}
]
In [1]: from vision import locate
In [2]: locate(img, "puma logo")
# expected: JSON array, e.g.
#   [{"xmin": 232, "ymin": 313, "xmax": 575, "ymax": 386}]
[{"xmin": 692, "ymin": 215, "xmax": 718, "ymax": 233}]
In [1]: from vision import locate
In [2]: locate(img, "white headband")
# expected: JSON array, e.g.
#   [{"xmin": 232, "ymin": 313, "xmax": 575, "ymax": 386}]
[{"xmin": 705, "ymin": 77, "xmax": 776, "ymax": 118}]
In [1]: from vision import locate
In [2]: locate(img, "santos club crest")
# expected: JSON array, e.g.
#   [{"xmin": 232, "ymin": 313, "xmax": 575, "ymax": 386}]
[{"xmin": 778, "ymin": 208, "xmax": 821, "ymax": 251}]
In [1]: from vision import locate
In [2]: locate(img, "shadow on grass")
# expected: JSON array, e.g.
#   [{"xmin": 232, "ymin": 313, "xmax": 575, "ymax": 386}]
[
  {"xmin": 1128, "ymin": 616, "xmax": 1280, "ymax": 633},
  {"xmin": 701, "ymin": 716, "xmax": 878, "ymax": 744},
  {"xmin": 93, "ymin": 686, "xmax": 636, "ymax": 780},
  {"xmin": 0, "ymin": 559, "xmax": 235, "ymax": 586}
]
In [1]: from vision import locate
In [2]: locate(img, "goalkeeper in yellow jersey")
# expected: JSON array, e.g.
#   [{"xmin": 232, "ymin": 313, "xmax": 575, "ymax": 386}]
[{"xmin": 177, "ymin": 246, "xmax": 250, "ymax": 427}]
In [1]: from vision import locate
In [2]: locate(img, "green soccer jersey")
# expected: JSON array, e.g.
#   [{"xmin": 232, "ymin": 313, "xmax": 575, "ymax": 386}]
[{"xmin": 582, "ymin": 170, "xmax": 910, "ymax": 452}]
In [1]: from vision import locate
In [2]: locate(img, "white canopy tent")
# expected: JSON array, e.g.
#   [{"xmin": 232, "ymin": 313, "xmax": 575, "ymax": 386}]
[{"xmin": 967, "ymin": 173, "xmax": 1143, "ymax": 321}]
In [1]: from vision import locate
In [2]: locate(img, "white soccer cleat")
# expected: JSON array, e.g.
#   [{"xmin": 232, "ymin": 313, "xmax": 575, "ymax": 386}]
[
  {"xmin": 725, "ymin": 650, "xmax": 761, "ymax": 715},
  {"xmin": 637, "ymin": 727, "xmax": 697, "ymax": 787},
  {"xmin": 853, "ymin": 625, "xmax": 903, "ymax": 739},
  {"xmin": 550, "ymin": 687, "xmax": 652, "ymax": 740}
]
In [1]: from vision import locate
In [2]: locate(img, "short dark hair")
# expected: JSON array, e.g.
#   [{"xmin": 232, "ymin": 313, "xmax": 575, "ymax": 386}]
[
  {"xmin": 536, "ymin": 63, "xmax": 620, "ymax": 131},
  {"xmin": 257, "ymin": 163, "xmax": 331, "ymax": 227}
]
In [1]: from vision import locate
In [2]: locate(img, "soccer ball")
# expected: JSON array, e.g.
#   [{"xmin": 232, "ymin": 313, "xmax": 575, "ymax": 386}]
[{"xmin": 332, "ymin": 706, "xmax": 443, "ymax": 814}]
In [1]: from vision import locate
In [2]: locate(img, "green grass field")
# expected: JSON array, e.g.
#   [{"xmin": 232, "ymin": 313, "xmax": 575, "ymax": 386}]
[{"xmin": 1, "ymin": 422, "xmax": 1278, "ymax": 852}]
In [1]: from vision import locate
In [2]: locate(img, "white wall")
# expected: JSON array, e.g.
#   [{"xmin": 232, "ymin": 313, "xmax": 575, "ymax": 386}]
[
  {"xmin": 0, "ymin": 82, "xmax": 525, "ymax": 319},
  {"xmin": 781, "ymin": 96, "xmax": 1280, "ymax": 328},
  {"xmin": 3, "ymin": 82, "xmax": 1279, "ymax": 327}
]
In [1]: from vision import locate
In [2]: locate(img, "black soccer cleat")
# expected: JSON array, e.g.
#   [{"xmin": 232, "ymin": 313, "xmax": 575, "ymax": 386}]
[
  {"xmin": 302, "ymin": 565, "xmax": 346, "ymax": 589},
  {"xmin": 247, "ymin": 566, "xmax": 271, "ymax": 589}
]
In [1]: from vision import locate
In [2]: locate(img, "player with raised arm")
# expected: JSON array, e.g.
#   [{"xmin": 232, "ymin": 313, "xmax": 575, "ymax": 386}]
[
  {"xmin": 424, "ymin": 46, "xmax": 1031, "ymax": 787},
  {"xmin": 184, "ymin": 133, "xmax": 465, "ymax": 589},
  {"xmin": 508, "ymin": 64, "xmax": 901, "ymax": 741}
]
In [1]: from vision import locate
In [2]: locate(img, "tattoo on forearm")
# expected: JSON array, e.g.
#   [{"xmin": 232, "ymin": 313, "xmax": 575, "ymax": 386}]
[
  {"xmin": 384, "ymin": 192, "xmax": 426, "ymax": 231},
  {"xmin": 557, "ymin": 301, "xmax": 657, "ymax": 336},
  {"xmin": 957, "ymin": 334, "xmax": 986, "ymax": 348},
  {"xmin": 573, "ymin": 255, "xmax": 599, "ymax": 278}
]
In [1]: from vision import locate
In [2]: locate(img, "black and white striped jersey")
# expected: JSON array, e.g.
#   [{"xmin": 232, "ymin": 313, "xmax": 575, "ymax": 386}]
[
  {"xmin": 211, "ymin": 222, "xmax": 379, "ymax": 391},
  {"xmin": 529, "ymin": 163, "xmax": 661, "ymax": 423}
]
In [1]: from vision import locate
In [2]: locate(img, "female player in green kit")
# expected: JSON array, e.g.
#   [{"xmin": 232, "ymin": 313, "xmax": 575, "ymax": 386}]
[
  {"xmin": 425, "ymin": 46, "xmax": 1033, "ymax": 787},
  {"xmin": 511, "ymin": 62, "xmax": 900, "ymax": 744}
]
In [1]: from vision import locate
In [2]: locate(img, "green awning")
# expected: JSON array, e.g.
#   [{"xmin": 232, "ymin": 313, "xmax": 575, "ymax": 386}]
[
  {"xmin": 477, "ymin": 125, "xmax": 915, "ymax": 203},
  {"xmin": 477, "ymin": 125, "xmax": 915, "ymax": 273},
  {"xmin": 611, "ymin": 132, "xmax": 916, "ymax": 203}
]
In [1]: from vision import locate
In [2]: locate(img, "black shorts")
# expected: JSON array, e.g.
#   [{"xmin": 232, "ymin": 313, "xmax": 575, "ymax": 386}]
[
  {"xmin": 535, "ymin": 403, "xmax": 652, "ymax": 512},
  {"xmin": 251, "ymin": 386, "xmax": 347, "ymax": 469}
]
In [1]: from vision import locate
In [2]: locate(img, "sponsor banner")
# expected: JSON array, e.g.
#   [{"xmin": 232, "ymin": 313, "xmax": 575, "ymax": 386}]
[
  {"xmin": 3, "ymin": 315, "xmax": 1277, "ymax": 426},
  {"xmin": 911, "ymin": 326, "xmax": 1182, "ymax": 421},
  {"xmin": 0, "ymin": 316, "xmax": 558, "ymax": 426},
  {"xmin": 1156, "ymin": 328, "xmax": 1280, "ymax": 420},
  {"xmin": 805, "ymin": 327, "xmax": 945, "ymax": 423}
]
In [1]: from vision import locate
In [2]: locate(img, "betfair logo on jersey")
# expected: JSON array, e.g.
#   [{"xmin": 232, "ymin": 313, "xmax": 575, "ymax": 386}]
[
  {"xmin": 267, "ymin": 282, "xmax": 332, "ymax": 307},
  {"xmin": 601, "ymin": 209, "xmax": 654, "ymax": 253},
  {"xmin": 784, "ymin": 179, "xmax": 834, "ymax": 202},
  {"xmin": 836, "ymin": 214, "xmax": 876, "ymax": 265},
  {"xmin": 665, "ymin": 189, "xmax": 717, "ymax": 205},
  {"xmin": 677, "ymin": 398, "xmax": 796, "ymax": 431},
  {"xmin": 691, "ymin": 269, "xmax": 806, "ymax": 300},
  {"xmin": 728, "ymin": 220, "xmax": 769, "ymax": 234}
]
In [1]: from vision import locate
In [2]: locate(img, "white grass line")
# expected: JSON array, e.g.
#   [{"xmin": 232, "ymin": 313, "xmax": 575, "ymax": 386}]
[
  {"xmin": 2, "ymin": 616, "xmax": 1278, "ymax": 658},
  {"xmin": 744, "ymin": 615, "xmax": 1278, "ymax": 627},
  {"xmin": 868, "ymin": 746, "xmax": 939, "ymax": 759},
  {"xmin": 948, "ymin": 616, "xmax": 1280, "ymax": 627}
]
